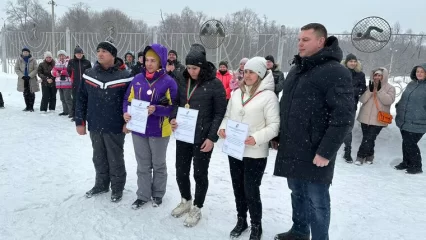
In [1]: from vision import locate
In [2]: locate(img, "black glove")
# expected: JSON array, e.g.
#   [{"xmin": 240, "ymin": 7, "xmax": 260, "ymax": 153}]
[
  {"xmin": 158, "ymin": 96, "xmax": 170, "ymax": 106},
  {"xmin": 60, "ymin": 75, "xmax": 66, "ymax": 81},
  {"xmin": 22, "ymin": 76, "xmax": 30, "ymax": 81},
  {"xmin": 377, "ymin": 81, "xmax": 381, "ymax": 91},
  {"xmin": 369, "ymin": 81, "xmax": 374, "ymax": 92}
]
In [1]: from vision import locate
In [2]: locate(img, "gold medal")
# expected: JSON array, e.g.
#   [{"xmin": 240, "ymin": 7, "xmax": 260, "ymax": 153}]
[{"xmin": 185, "ymin": 103, "xmax": 190, "ymax": 109}]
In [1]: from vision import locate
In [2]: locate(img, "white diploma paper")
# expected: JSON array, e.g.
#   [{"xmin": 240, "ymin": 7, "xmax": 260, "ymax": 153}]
[
  {"xmin": 222, "ymin": 120, "xmax": 249, "ymax": 160},
  {"xmin": 174, "ymin": 107, "xmax": 199, "ymax": 144},
  {"xmin": 126, "ymin": 99, "xmax": 150, "ymax": 134}
]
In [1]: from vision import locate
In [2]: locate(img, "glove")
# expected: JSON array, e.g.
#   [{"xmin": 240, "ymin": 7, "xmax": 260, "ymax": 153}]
[
  {"xmin": 377, "ymin": 81, "xmax": 381, "ymax": 91},
  {"xmin": 61, "ymin": 70, "xmax": 68, "ymax": 76},
  {"xmin": 60, "ymin": 75, "xmax": 66, "ymax": 81},
  {"xmin": 22, "ymin": 76, "xmax": 30, "ymax": 81},
  {"xmin": 158, "ymin": 96, "xmax": 170, "ymax": 106},
  {"xmin": 369, "ymin": 81, "xmax": 374, "ymax": 92}
]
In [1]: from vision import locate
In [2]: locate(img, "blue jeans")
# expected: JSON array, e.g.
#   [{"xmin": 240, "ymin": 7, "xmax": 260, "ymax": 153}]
[{"xmin": 287, "ymin": 178, "xmax": 331, "ymax": 240}]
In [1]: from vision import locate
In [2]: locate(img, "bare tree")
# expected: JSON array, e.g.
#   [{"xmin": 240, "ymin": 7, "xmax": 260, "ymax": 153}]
[
  {"xmin": 57, "ymin": 2, "xmax": 91, "ymax": 32},
  {"xmin": 6, "ymin": 0, "xmax": 51, "ymax": 31}
]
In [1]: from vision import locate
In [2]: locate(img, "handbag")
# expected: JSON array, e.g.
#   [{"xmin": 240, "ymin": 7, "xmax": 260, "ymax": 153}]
[{"xmin": 374, "ymin": 92, "xmax": 392, "ymax": 124}]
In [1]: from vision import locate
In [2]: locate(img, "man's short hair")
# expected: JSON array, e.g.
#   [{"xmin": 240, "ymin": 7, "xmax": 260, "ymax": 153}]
[{"xmin": 301, "ymin": 23, "xmax": 328, "ymax": 39}]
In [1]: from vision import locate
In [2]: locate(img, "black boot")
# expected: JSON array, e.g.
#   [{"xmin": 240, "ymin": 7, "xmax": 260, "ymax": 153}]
[
  {"xmin": 343, "ymin": 147, "xmax": 353, "ymax": 163},
  {"xmin": 394, "ymin": 162, "xmax": 408, "ymax": 170},
  {"xmin": 249, "ymin": 223, "xmax": 262, "ymax": 240},
  {"xmin": 111, "ymin": 190, "xmax": 123, "ymax": 202},
  {"xmin": 85, "ymin": 186, "xmax": 109, "ymax": 198},
  {"xmin": 230, "ymin": 217, "xmax": 248, "ymax": 238},
  {"xmin": 274, "ymin": 231, "xmax": 310, "ymax": 240}
]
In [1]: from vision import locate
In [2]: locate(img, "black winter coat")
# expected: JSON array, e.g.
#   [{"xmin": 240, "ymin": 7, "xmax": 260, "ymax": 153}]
[
  {"xmin": 67, "ymin": 56, "xmax": 92, "ymax": 89},
  {"xmin": 273, "ymin": 36, "xmax": 355, "ymax": 184},
  {"xmin": 171, "ymin": 62, "xmax": 227, "ymax": 144},
  {"xmin": 130, "ymin": 62, "xmax": 143, "ymax": 76},
  {"xmin": 75, "ymin": 59, "xmax": 133, "ymax": 134},
  {"xmin": 341, "ymin": 60, "xmax": 367, "ymax": 110},
  {"xmin": 37, "ymin": 60, "xmax": 56, "ymax": 87}
]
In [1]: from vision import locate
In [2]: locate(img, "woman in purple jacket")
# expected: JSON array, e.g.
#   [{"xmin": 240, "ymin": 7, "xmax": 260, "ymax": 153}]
[{"xmin": 123, "ymin": 44, "xmax": 178, "ymax": 209}]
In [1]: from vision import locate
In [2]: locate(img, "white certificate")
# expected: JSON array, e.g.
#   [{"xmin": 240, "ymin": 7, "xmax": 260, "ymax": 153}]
[
  {"xmin": 222, "ymin": 120, "xmax": 249, "ymax": 160},
  {"xmin": 174, "ymin": 107, "xmax": 199, "ymax": 144},
  {"xmin": 126, "ymin": 99, "xmax": 150, "ymax": 134}
]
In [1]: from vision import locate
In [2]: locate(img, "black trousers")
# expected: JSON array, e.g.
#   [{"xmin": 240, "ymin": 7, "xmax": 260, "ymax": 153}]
[
  {"xmin": 357, "ymin": 123, "xmax": 383, "ymax": 158},
  {"xmin": 89, "ymin": 132, "xmax": 126, "ymax": 192},
  {"xmin": 71, "ymin": 84, "xmax": 79, "ymax": 117},
  {"xmin": 40, "ymin": 85, "xmax": 57, "ymax": 111},
  {"xmin": 175, "ymin": 140, "xmax": 212, "ymax": 208},
  {"xmin": 0, "ymin": 92, "xmax": 4, "ymax": 107},
  {"xmin": 229, "ymin": 156, "xmax": 267, "ymax": 224},
  {"xmin": 23, "ymin": 79, "xmax": 35, "ymax": 109},
  {"xmin": 401, "ymin": 130, "xmax": 424, "ymax": 171}
]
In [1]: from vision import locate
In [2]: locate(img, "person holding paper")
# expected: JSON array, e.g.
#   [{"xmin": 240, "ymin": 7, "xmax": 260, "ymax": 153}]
[
  {"xmin": 169, "ymin": 44, "xmax": 227, "ymax": 227},
  {"xmin": 123, "ymin": 43, "xmax": 178, "ymax": 209},
  {"xmin": 218, "ymin": 57, "xmax": 280, "ymax": 240}
]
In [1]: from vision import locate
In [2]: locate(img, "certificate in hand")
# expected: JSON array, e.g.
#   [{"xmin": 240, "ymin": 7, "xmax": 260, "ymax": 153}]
[
  {"xmin": 222, "ymin": 120, "xmax": 249, "ymax": 160},
  {"xmin": 126, "ymin": 99, "xmax": 150, "ymax": 134},
  {"xmin": 174, "ymin": 107, "xmax": 199, "ymax": 144}
]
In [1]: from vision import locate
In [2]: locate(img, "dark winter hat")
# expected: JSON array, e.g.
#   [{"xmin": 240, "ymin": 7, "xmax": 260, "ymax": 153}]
[
  {"xmin": 265, "ymin": 55, "xmax": 275, "ymax": 64},
  {"xmin": 74, "ymin": 46, "xmax": 83, "ymax": 54},
  {"xmin": 345, "ymin": 53, "xmax": 357, "ymax": 63},
  {"xmin": 22, "ymin": 47, "xmax": 30, "ymax": 53},
  {"xmin": 168, "ymin": 49, "xmax": 178, "ymax": 57},
  {"xmin": 137, "ymin": 51, "xmax": 144, "ymax": 58},
  {"xmin": 97, "ymin": 40, "xmax": 117, "ymax": 58},
  {"xmin": 189, "ymin": 43, "xmax": 206, "ymax": 56},
  {"xmin": 219, "ymin": 61, "xmax": 228, "ymax": 68},
  {"xmin": 185, "ymin": 49, "xmax": 207, "ymax": 68}
]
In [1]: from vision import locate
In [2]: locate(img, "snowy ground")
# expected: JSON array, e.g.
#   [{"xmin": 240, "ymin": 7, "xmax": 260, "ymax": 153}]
[{"xmin": 1, "ymin": 72, "xmax": 425, "ymax": 240}]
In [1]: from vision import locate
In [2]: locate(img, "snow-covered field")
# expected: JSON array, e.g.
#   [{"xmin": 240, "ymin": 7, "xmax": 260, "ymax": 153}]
[{"xmin": 1, "ymin": 72, "xmax": 425, "ymax": 240}]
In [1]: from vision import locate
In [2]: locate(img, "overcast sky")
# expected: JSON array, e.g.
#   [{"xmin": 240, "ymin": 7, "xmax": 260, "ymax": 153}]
[{"xmin": 0, "ymin": 0, "xmax": 424, "ymax": 33}]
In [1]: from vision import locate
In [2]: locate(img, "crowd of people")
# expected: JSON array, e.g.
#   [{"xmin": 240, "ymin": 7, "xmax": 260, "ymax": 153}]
[{"xmin": 1, "ymin": 22, "xmax": 425, "ymax": 240}]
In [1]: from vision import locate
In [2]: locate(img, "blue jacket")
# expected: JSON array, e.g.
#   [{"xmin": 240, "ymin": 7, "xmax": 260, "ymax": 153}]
[{"xmin": 75, "ymin": 58, "xmax": 133, "ymax": 134}]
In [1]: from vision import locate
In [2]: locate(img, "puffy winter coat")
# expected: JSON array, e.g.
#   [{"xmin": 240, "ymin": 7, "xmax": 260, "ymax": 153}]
[
  {"xmin": 15, "ymin": 55, "xmax": 40, "ymax": 93},
  {"xmin": 52, "ymin": 59, "xmax": 72, "ymax": 89}
]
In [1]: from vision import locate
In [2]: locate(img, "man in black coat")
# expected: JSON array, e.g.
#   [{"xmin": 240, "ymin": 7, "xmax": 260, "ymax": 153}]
[
  {"xmin": 341, "ymin": 53, "xmax": 367, "ymax": 163},
  {"xmin": 75, "ymin": 40, "xmax": 133, "ymax": 203},
  {"xmin": 273, "ymin": 23, "xmax": 354, "ymax": 240},
  {"xmin": 130, "ymin": 51, "xmax": 144, "ymax": 76},
  {"xmin": 67, "ymin": 46, "xmax": 92, "ymax": 120},
  {"xmin": 166, "ymin": 49, "xmax": 186, "ymax": 80}
]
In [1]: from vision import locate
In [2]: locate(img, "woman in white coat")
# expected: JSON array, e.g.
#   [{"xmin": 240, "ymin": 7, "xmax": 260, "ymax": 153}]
[{"xmin": 218, "ymin": 57, "xmax": 280, "ymax": 240}]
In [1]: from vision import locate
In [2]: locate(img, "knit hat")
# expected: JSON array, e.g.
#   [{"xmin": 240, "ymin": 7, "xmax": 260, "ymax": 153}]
[
  {"xmin": 345, "ymin": 53, "xmax": 357, "ymax": 63},
  {"xmin": 244, "ymin": 57, "xmax": 268, "ymax": 79},
  {"xmin": 185, "ymin": 49, "xmax": 207, "ymax": 68},
  {"xmin": 57, "ymin": 50, "xmax": 67, "ymax": 57},
  {"xmin": 265, "ymin": 55, "xmax": 275, "ymax": 64},
  {"xmin": 374, "ymin": 69, "xmax": 383, "ymax": 75},
  {"xmin": 145, "ymin": 49, "xmax": 160, "ymax": 63},
  {"xmin": 74, "ymin": 46, "xmax": 83, "ymax": 54},
  {"xmin": 168, "ymin": 50, "xmax": 178, "ymax": 57},
  {"xmin": 137, "ymin": 51, "xmax": 144, "ymax": 58},
  {"xmin": 219, "ymin": 61, "xmax": 228, "ymax": 68},
  {"xmin": 44, "ymin": 51, "xmax": 53, "ymax": 59},
  {"xmin": 189, "ymin": 43, "xmax": 206, "ymax": 56},
  {"xmin": 239, "ymin": 58, "xmax": 249, "ymax": 65},
  {"xmin": 22, "ymin": 47, "xmax": 30, "ymax": 53},
  {"xmin": 97, "ymin": 40, "xmax": 117, "ymax": 58}
]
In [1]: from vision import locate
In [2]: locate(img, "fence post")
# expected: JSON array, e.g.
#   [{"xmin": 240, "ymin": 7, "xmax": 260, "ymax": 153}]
[
  {"xmin": 152, "ymin": 27, "xmax": 158, "ymax": 43},
  {"xmin": 276, "ymin": 25, "xmax": 285, "ymax": 66},
  {"xmin": 66, "ymin": 27, "xmax": 71, "ymax": 56},
  {"xmin": 1, "ymin": 28, "xmax": 6, "ymax": 73}
]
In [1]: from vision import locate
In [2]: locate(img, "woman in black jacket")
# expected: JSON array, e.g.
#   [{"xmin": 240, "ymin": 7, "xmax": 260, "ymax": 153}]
[{"xmin": 170, "ymin": 44, "xmax": 227, "ymax": 227}]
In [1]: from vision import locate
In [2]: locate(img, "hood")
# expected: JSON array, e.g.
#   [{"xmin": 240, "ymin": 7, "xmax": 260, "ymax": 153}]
[
  {"xmin": 182, "ymin": 61, "xmax": 217, "ymax": 85},
  {"xmin": 141, "ymin": 44, "xmax": 168, "ymax": 79},
  {"xmin": 340, "ymin": 60, "xmax": 362, "ymax": 73},
  {"xmin": 370, "ymin": 67, "xmax": 389, "ymax": 84},
  {"xmin": 410, "ymin": 63, "xmax": 426, "ymax": 81},
  {"xmin": 293, "ymin": 36, "xmax": 343, "ymax": 72},
  {"xmin": 258, "ymin": 70, "xmax": 275, "ymax": 92}
]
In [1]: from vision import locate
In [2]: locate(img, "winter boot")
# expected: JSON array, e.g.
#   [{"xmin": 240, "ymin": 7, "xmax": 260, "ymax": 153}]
[
  {"xmin": 406, "ymin": 168, "xmax": 423, "ymax": 174},
  {"xmin": 274, "ymin": 231, "xmax": 310, "ymax": 240},
  {"xmin": 230, "ymin": 217, "xmax": 248, "ymax": 238},
  {"xmin": 110, "ymin": 190, "xmax": 123, "ymax": 203},
  {"xmin": 343, "ymin": 147, "xmax": 353, "ymax": 163},
  {"xmin": 85, "ymin": 186, "xmax": 109, "ymax": 198},
  {"xmin": 249, "ymin": 223, "xmax": 262, "ymax": 240},
  {"xmin": 394, "ymin": 162, "xmax": 409, "ymax": 170},
  {"xmin": 132, "ymin": 199, "xmax": 147, "ymax": 209},
  {"xmin": 354, "ymin": 157, "xmax": 365, "ymax": 166},
  {"xmin": 365, "ymin": 155, "xmax": 374, "ymax": 164},
  {"xmin": 171, "ymin": 198, "xmax": 192, "ymax": 218},
  {"xmin": 183, "ymin": 206, "xmax": 202, "ymax": 227},
  {"xmin": 152, "ymin": 197, "xmax": 162, "ymax": 207},
  {"xmin": 59, "ymin": 112, "xmax": 68, "ymax": 116}
]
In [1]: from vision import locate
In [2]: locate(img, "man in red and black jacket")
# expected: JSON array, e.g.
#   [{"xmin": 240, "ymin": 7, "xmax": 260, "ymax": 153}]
[
  {"xmin": 67, "ymin": 46, "xmax": 92, "ymax": 121},
  {"xmin": 75, "ymin": 40, "xmax": 133, "ymax": 203}
]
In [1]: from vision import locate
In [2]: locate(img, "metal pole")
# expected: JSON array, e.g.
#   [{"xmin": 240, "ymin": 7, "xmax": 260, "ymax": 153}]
[
  {"xmin": 49, "ymin": 0, "xmax": 56, "ymax": 54},
  {"xmin": 1, "ymin": 27, "xmax": 7, "ymax": 73}
]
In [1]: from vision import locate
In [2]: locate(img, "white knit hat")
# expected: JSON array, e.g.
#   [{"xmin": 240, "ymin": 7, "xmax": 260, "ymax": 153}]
[
  {"xmin": 244, "ymin": 57, "xmax": 267, "ymax": 78},
  {"xmin": 44, "ymin": 51, "xmax": 53, "ymax": 59},
  {"xmin": 57, "ymin": 50, "xmax": 67, "ymax": 57},
  {"xmin": 374, "ymin": 69, "xmax": 383, "ymax": 75}
]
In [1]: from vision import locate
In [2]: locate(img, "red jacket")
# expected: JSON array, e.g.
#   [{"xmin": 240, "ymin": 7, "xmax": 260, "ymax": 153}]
[{"xmin": 216, "ymin": 71, "xmax": 232, "ymax": 99}]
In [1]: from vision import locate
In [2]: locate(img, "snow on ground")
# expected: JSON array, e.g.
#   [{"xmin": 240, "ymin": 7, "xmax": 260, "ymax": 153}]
[{"xmin": 1, "ymin": 72, "xmax": 425, "ymax": 240}]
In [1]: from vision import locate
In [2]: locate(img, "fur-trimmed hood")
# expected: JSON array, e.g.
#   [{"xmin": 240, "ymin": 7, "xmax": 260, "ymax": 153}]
[{"xmin": 341, "ymin": 60, "xmax": 362, "ymax": 73}]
